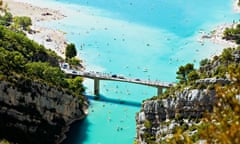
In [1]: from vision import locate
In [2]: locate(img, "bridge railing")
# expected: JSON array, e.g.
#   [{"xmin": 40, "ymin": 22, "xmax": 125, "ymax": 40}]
[{"xmin": 60, "ymin": 64, "xmax": 174, "ymax": 87}]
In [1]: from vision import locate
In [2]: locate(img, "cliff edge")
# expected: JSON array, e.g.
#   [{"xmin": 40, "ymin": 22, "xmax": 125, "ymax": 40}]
[
  {"xmin": 135, "ymin": 47, "xmax": 240, "ymax": 143},
  {"xmin": 0, "ymin": 77, "xmax": 87, "ymax": 144}
]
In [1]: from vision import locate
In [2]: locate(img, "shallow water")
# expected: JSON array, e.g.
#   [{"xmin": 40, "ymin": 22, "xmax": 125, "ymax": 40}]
[{"xmin": 24, "ymin": 0, "xmax": 240, "ymax": 143}]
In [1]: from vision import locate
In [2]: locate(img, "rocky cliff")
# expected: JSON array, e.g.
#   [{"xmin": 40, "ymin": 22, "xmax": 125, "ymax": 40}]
[
  {"xmin": 0, "ymin": 78, "xmax": 88, "ymax": 144},
  {"xmin": 135, "ymin": 88, "xmax": 216, "ymax": 143},
  {"xmin": 135, "ymin": 47, "xmax": 240, "ymax": 143}
]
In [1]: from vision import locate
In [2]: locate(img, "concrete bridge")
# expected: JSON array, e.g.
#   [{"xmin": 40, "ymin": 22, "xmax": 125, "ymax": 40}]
[{"xmin": 61, "ymin": 66, "xmax": 174, "ymax": 96}]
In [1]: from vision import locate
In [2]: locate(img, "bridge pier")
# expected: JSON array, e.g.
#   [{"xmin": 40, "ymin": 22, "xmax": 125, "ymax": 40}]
[
  {"xmin": 157, "ymin": 87, "xmax": 163, "ymax": 96},
  {"xmin": 94, "ymin": 79, "xmax": 100, "ymax": 96}
]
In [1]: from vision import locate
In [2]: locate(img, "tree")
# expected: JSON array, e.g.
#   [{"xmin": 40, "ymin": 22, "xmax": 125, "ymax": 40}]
[
  {"xmin": 13, "ymin": 16, "xmax": 32, "ymax": 31},
  {"xmin": 200, "ymin": 58, "xmax": 209, "ymax": 67},
  {"xmin": 65, "ymin": 43, "xmax": 77, "ymax": 59},
  {"xmin": 187, "ymin": 70, "xmax": 199, "ymax": 82},
  {"xmin": 25, "ymin": 62, "xmax": 48, "ymax": 79},
  {"xmin": 43, "ymin": 66, "xmax": 66, "ymax": 86},
  {"xmin": 0, "ymin": 47, "xmax": 26, "ymax": 73},
  {"xmin": 199, "ymin": 63, "xmax": 240, "ymax": 143},
  {"xmin": 25, "ymin": 62, "xmax": 67, "ymax": 86},
  {"xmin": 68, "ymin": 57, "xmax": 81, "ymax": 65},
  {"xmin": 220, "ymin": 48, "xmax": 233, "ymax": 63},
  {"xmin": 223, "ymin": 24, "xmax": 240, "ymax": 44},
  {"xmin": 67, "ymin": 76, "xmax": 85, "ymax": 94},
  {"xmin": 176, "ymin": 63, "xmax": 194, "ymax": 84}
]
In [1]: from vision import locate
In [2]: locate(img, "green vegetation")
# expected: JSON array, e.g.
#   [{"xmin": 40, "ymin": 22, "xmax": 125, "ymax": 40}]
[
  {"xmin": 64, "ymin": 43, "xmax": 83, "ymax": 69},
  {"xmin": 0, "ymin": 47, "xmax": 26, "ymax": 73},
  {"xmin": 147, "ymin": 35, "xmax": 240, "ymax": 143},
  {"xmin": 220, "ymin": 47, "xmax": 234, "ymax": 62},
  {"xmin": 146, "ymin": 25, "xmax": 240, "ymax": 143},
  {"xmin": 13, "ymin": 16, "xmax": 32, "ymax": 31},
  {"xmin": 199, "ymin": 58, "xmax": 210, "ymax": 67},
  {"xmin": 0, "ymin": 4, "xmax": 32, "ymax": 32},
  {"xmin": 0, "ymin": 25, "xmax": 59, "ymax": 66},
  {"xmin": 67, "ymin": 76, "xmax": 85, "ymax": 96},
  {"xmin": 165, "ymin": 62, "xmax": 240, "ymax": 144},
  {"xmin": 65, "ymin": 43, "xmax": 77, "ymax": 59},
  {"xmin": 176, "ymin": 63, "xmax": 199, "ymax": 84},
  {"xmin": 200, "ymin": 64, "xmax": 240, "ymax": 143},
  {"xmin": 25, "ymin": 62, "xmax": 67, "ymax": 87},
  {"xmin": 0, "ymin": 17, "xmax": 85, "ymax": 98},
  {"xmin": 0, "ymin": 12, "xmax": 12, "ymax": 26},
  {"xmin": 144, "ymin": 120, "xmax": 152, "ymax": 129},
  {"xmin": 223, "ymin": 24, "xmax": 240, "ymax": 44},
  {"xmin": 68, "ymin": 57, "xmax": 81, "ymax": 65}
]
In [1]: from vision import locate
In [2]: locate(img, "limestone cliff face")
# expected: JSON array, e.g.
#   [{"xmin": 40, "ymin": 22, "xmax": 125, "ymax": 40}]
[
  {"xmin": 0, "ymin": 79, "xmax": 87, "ymax": 144},
  {"xmin": 135, "ymin": 89, "xmax": 216, "ymax": 143}
]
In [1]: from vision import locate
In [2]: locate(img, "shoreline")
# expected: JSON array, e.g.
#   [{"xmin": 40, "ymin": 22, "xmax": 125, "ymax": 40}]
[
  {"xmin": 198, "ymin": 0, "xmax": 240, "ymax": 54},
  {"xmin": 2, "ymin": 0, "xmax": 240, "ymax": 143},
  {"xmin": 200, "ymin": 23, "xmax": 238, "ymax": 51},
  {"xmin": 234, "ymin": 0, "xmax": 240, "ymax": 13},
  {"xmin": 5, "ymin": 0, "xmax": 240, "ymax": 62},
  {"xmin": 200, "ymin": 0, "xmax": 240, "ymax": 51},
  {"xmin": 5, "ymin": 0, "xmax": 68, "ymax": 58}
]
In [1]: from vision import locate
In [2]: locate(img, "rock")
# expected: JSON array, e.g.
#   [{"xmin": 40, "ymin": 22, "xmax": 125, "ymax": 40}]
[
  {"xmin": 0, "ymin": 79, "xmax": 87, "ymax": 144},
  {"xmin": 135, "ymin": 89, "xmax": 216, "ymax": 143},
  {"xmin": 196, "ymin": 77, "xmax": 231, "ymax": 85}
]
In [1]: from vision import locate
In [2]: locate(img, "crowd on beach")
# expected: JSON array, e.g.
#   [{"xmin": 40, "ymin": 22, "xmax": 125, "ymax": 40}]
[
  {"xmin": 4, "ymin": 0, "xmax": 240, "ymax": 61},
  {"xmin": 5, "ymin": 0, "xmax": 67, "ymax": 58},
  {"xmin": 199, "ymin": 0, "xmax": 240, "ymax": 51}
]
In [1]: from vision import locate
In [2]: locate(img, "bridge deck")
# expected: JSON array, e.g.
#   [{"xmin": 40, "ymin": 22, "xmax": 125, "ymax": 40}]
[{"xmin": 62, "ymin": 69, "xmax": 173, "ymax": 88}]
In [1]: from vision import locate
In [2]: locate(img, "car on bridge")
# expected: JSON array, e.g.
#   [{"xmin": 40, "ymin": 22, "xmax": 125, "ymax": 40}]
[
  {"xmin": 118, "ymin": 75, "xmax": 125, "ymax": 79},
  {"xmin": 112, "ymin": 74, "xmax": 117, "ymax": 78},
  {"xmin": 72, "ymin": 70, "xmax": 78, "ymax": 74},
  {"xmin": 168, "ymin": 83, "xmax": 174, "ymax": 87}
]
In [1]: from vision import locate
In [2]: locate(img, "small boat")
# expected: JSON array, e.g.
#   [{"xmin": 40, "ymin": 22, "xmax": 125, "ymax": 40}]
[{"xmin": 143, "ymin": 68, "xmax": 148, "ymax": 72}]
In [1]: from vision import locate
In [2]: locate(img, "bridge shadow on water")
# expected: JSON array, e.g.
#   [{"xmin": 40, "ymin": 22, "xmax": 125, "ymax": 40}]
[{"xmin": 85, "ymin": 94, "xmax": 142, "ymax": 107}]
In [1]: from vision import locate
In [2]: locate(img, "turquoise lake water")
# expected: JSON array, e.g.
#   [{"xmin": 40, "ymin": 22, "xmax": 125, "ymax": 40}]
[{"xmin": 25, "ymin": 0, "xmax": 239, "ymax": 143}]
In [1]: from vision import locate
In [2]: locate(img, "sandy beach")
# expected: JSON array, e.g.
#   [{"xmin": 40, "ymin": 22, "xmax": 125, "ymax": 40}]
[
  {"xmin": 234, "ymin": 0, "xmax": 240, "ymax": 13},
  {"xmin": 4, "ymin": 0, "xmax": 67, "ymax": 58},
  {"xmin": 199, "ymin": 0, "xmax": 240, "ymax": 51},
  {"xmin": 3, "ymin": 0, "xmax": 240, "ymax": 60},
  {"xmin": 200, "ymin": 23, "xmax": 238, "ymax": 49}
]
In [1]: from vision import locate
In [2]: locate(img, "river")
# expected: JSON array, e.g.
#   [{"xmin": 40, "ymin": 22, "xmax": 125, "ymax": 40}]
[{"xmin": 23, "ymin": 0, "xmax": 240, "ymax": 143}]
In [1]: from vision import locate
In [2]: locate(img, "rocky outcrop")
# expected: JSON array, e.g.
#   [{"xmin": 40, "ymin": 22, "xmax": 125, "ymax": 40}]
[
  {"xmin": 199, "ymin": 49, "xmax": 240, "ymax": 75},
  {"xmin": 135, "ymin": 89, "xmax": 216, "ymax": 143},
  {"xmin": 0, "ymin": 78, "xmax": 88, "ymax": 144},
  {"xmin": 196, "ymin": 77, "xmax": 230, "ymax": 85}
]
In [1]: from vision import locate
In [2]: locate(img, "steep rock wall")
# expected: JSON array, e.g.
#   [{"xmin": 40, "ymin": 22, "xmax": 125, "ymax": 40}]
[
  {"xmin": 0, "ymin": 79, "xmax": 87, "ymax": 144},
  {"xmin": 135, "ymin": 89, "xmax": 216, "ymax": 143}
]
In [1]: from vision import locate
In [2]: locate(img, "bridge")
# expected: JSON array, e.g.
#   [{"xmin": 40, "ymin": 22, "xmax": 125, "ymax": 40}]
[{"xmin": 60, "ymin": 64, "xmax": 174, "ymax": 96}]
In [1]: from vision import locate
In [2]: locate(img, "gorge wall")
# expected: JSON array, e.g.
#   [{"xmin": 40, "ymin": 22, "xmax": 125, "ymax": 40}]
[
  {"xmin": 0, "ymin": 78, "xmax": 87, "ymax": 144},
  {"xmin": 135, "ymin": 88, "xmax": 216, "ymax": 143},
  {"xmin": 135, "ymin": 47, "xmax": 239, "ymax": 144}
]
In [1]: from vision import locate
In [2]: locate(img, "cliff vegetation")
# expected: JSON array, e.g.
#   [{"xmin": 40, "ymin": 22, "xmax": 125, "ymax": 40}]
[
  {"xmin": 0, "ymin": 8, "xmax": 87, "ymax": 144},
  {"xmin": 135, "ymin": 29, "xmax": 240, "ymax": 143}
]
